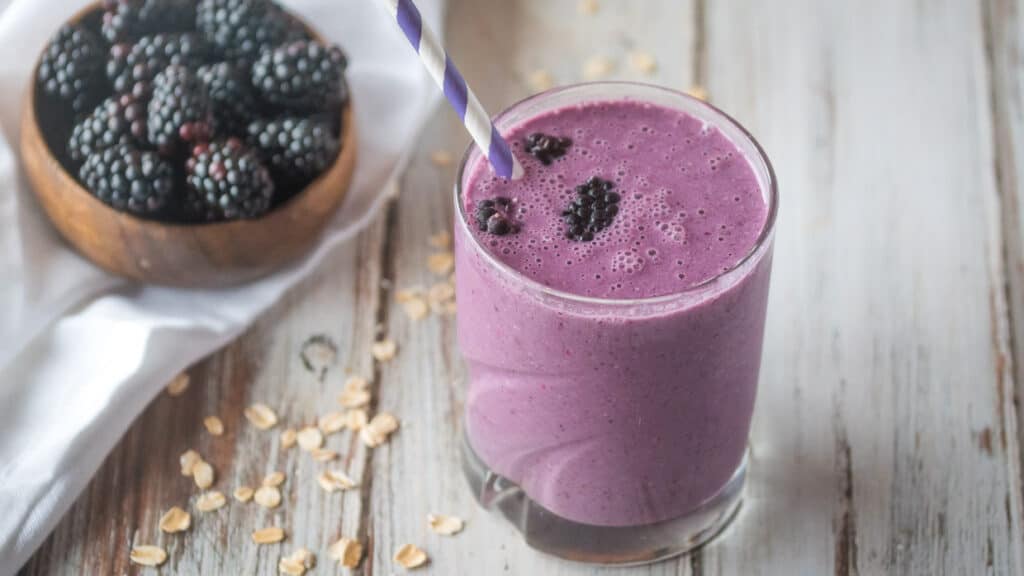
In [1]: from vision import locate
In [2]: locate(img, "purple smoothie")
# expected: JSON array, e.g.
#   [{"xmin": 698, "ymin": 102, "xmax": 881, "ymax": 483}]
[{"xmin": 456, "ymin": 91, "xmax": 774, "ymax": 528}]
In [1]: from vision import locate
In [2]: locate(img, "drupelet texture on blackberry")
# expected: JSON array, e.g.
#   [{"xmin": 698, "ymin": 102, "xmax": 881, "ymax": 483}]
[
  {"xmin": 474, "ymin": 197, "xmax": 518, "ymax": 236},
  {"xmin": 37, "ymin": 24, "xmax": 104, "ymax": 114},
  {"xmin": 101, "ymin": 0, "xmax": 196, "ymax": 43},
  {"xmin": 186, "ymin": 139, "xmax": 275, "ymax": 221},
  {"xmin": 252, "ymin": 41, "xmax": 348, "ymax": 112},
  {"xmin": 196, "ymin": 0, "xmax": 304, "ymax": 62},
  {"xmin": 197, "ymin": 62, "xmax": 259, "ymax": 136},
  {"xmin": 79, "ymin": 143, "xmax": 175, "ymax": 216},
  {"xmin": 107, "ymin": 32, "xmax": 211, "ymax": 94},
  {"xmin": 247, "ymin": 116, "xmax": 339, "ymax": 185},
  {"xmin": 562, "ymin": 176, "xmax": 621, "ymax": 242},
  {"xmin": 148, "ymin": 64, "xmax": 217, "ymax": 155},
  {"xmin": 68, "ymin": 93, "xmax": 148, "ymax": 162},
  {"xmin": 524, "ymin": 132, "xmax": 572, "ymax": 165}
]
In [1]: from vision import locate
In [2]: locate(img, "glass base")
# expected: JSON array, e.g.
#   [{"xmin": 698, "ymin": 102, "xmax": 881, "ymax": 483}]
[{"xmin": 462, "ymin": 435, "xmax": 746, "ymax": 566}]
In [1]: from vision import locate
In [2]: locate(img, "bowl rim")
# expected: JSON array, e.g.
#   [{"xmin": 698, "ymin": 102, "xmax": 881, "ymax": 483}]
[{"xmin": 27, "ymin": 0, "xmax": 353, "ymax": 231}]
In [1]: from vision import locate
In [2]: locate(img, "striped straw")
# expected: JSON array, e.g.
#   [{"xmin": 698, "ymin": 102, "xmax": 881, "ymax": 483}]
[{"xmin": 379, "ymin": 0, "xmax": 524, "ymax": 179}]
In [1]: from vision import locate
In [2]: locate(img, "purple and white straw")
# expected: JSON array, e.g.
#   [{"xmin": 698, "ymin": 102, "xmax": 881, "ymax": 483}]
[{"xmin": 379, "ymin": 0, "xmax": 524, "ymax": 179}]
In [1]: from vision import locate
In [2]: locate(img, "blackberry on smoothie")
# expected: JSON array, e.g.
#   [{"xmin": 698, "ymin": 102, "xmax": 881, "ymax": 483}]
[{"xmin": 455, "ymin": 83, "xmax": 776, "ymax": 564}]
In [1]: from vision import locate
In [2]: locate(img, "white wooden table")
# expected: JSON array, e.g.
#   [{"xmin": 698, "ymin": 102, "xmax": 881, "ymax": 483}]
[{"xmin": 21, "ymin": 0, "xmax": 1024, "ymax": 573}]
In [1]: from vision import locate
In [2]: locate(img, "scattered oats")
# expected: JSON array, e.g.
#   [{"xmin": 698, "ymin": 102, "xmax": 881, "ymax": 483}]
[
  {"xmin": 687, "ymin": 85, "xmax": 709, "ymax": 101},
  {"xmin": 193, "ymin": 460, "xmax": 215, "ymax": 489},
  {"xmin": 318, "ymin": 470, "xmax": 357, "ymax": 492},
  {"xmin": 253, "ymin": 527, "xmax": 286, "ymax": 545},
  {"xmin": 294, "ymin": 548, "xmax": 316, "ymax": 567},
  {"xmin": 312, "ymin": 448, "xmax": 339, "ymax": 462},
  {"xmin": 130, "ymin": 545, "xmax": 167, "ymax": 567},
  {"xmin": 428, "ymin": 230, "xmax": 451, "ymax": 249},
  {"xmin": 345, "ymin": 409, "xmax": 369, "ymax": 430},
  {"xmin": 281, "ymin": 428, "xmax": 298, "ymax": 449},
  {"xmin": 159, "ymin": 506, "xmax": 191, "ymax": 533},
  {"xmin": 278, "ymin": 557, "xmax": 305, "ymax": 575},
  {"xmin": 319, "ymin": 412, "xmax": 348, "ymax": 434},
  {"xmin": 255, "ymin": 485, "xmax": 282, "ymax": 509},
  {"xmin": 402, "ymin": 297, "xmax": 430, "ymax": 321},
  {"xmin": 361, "ymin": 412, "xmax": 400, "ymax": 448},
  {"xmin": 527, "ymin": 68, "xmax": 554, "ymax": 92},
  {"xmin": 328, "ymin": 537, "xmax": 363, "ymax": 568},
  {"xmin": 428, "ymin": 281, "xmax": 455, "ymax": 301},
  {"xmin": 427, "ymin": 252, "xmax": 455, "ymax": 275},
  {"xmin": 196, "ymin": 491, "xmax": 227, "ymax": 512},
  {"xmin": 395, "ymin": 288, "xmax": 422, "ymax": 303},
  {"xmin": 166, "ymin": 373, "xmax": 190, "ymax": 397},
  {"xmin": 370, "ymin": 411, "xmax": 400, "ymax": 434},
  {"xmin": 339, "ymin": 388, "xmax": 371, "ymax": 409},
  {"xmin": 298, "ymin": 548, "xmax": 315, "ymax": 564},
  {"xmin": 279, "ymin": 547, "xmax": 316, "ymax": 575},
  {"xmin": 180, "ymin": 449, "xmax": 201, "ymax": 477},
  {"xmin": 578, "ymin": 0, "xmax": 599, "ymax": 15},
  {"xmin": 345, "ymin": 375, "xmax": 370, "ymax": 391},
  {"xmin": 233, "ymin": 486, "xmax": 255, "ymax": 503},
  {"xmin": 583, "ymin": 56, "xmax": 615, "ymax": 81},
  {"xmin": 339, "ymin": 375, "xmax": 372, "ymax": 407},
  {"xmin": 427, "ymin": 281, "xmax": 455, "ymax": 309},
  {"xmin": 204, "ymin": 415, "xmax": 224, "ymax": 436},
  {"xmin": 394, "ymin": 544, "xmax": 429, "ymax": 569},
  {"xmin": 245, "ymin": 403, "xmax": 279, "ymax": 430},
  {"xmin": 629, "ymin": 51, "xmax": 658, "ymax": 75},
  {"xmin": 427, "ymin": 514, "xmax": 465, "ymax": 536},
  {"xmin": 263, "ymin": 471, "xmax": 286, "ymax": 487},
  {"xmin": 430, "ymin": 150, "xmax": 453, "ymax": 167},
  {"xmin": 359, "ymin": 428, "xmax": 385, "ymax": 448},
  {"xmin": 297, "ymin": 426, "xmax": 324, "ymax": 451},
  {"xmin": 371, "ymin": 339, "xmax": 398, "ymax": 363}
]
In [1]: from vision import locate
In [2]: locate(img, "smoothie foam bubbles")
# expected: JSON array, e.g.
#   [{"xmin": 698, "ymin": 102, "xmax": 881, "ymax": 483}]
[{"xmin": 454, "ymin": 82, "xmax": 777, "ymax": 564}]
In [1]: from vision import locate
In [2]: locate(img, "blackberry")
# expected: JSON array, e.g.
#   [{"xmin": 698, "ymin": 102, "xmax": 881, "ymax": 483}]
[
  {"xmin": 186, "ymin": 139, "xmax": 275, "ymax": 220},
  {"xmin": 247, "ymin": 116, "xmax": 340, "ymax": 185},
  {"xmin": 107, "ymin": 32, "xmax": 211, "ymax": 94},
  {"xmin": 196, "ymin": 0, "xmax": 301, "ymax": 62},
  {"xmin": 79, "ymin": 143, "xmax": 175, "ymax": 216},
  {"xmin": 252, "ymin": 41, "xmax": 348, "ymax": 112},
  {"xmin": 148, "ymin": 65, "xmax": 217, "ymax": 155},
  {"xmin": 473, "ymin": 197, "xmax": 518, "ymax": 236},
  {"xmin": 101, "ymin": 0, "xmax": 196, "ymax": 43},
  {"xmin": 524, "ymin": 132, "xmax": 572, "ymax": 165},
  {"xmin": 36, "ymin": 24, "xmax": 104, "ymax": 114},
  {"xmin": 562, "ymin": 176, "xmax": 620, "ymax": 242},
  {"xmin": 197, "ymin": 62, "xmax": 259, "ymax": 136},
  {"xmin": 68, "ymin": 93, "xmax": 148, "ymax": 163}
]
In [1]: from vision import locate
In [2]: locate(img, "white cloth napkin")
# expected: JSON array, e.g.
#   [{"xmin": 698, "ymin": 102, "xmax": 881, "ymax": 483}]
[{"xmin": 0, "ymin": 0, "xmax": 444, "ymax": 572}]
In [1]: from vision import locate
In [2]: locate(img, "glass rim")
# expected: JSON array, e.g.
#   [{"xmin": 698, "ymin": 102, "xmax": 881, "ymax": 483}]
[{"xmin": 453, "ymin": 80, "xmax": 779, "ymax": 307}]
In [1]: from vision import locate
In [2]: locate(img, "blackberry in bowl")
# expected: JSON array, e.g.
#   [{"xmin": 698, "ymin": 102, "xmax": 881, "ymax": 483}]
[
  {"xmin": 21, "ymin": 2, "xmax": 357, "ymax": 287},
  {"xmin": 252, "ymin": 40, "xmax": 348, "ymax": 112}
]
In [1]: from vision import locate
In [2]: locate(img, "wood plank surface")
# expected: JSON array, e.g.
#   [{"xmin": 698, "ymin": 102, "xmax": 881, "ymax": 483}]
[
  {"xmin": 988, "ymin": 0, "xmax": 1024, "ymax": 465},
  {"xmin": 703, "ymin": 1, "xmax": 1023, "ymax": 574},
  {"xmin": 19, "ymin": 0, "xmax": 1024, "ymax": 574}
]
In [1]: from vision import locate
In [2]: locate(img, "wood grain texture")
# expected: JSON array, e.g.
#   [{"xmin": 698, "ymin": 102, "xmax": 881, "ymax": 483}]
[
  {"xmin": 19, "ymin": 0, "xmax": 1024, "ymax": 574},
  {"xmin": 20, "ymin": 216, "xmax": 387, "ymax": 574},
  {"xmin": 700, "ymin": 1, "xmax": 1024, "ymax": 574},
  {"xmin": 988, "ymin": 0, "xmax": 1024, "ymax": 484}
]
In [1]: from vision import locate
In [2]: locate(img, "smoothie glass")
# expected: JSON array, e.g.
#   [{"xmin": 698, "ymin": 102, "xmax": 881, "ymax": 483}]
[{"xmin": 454, "ymin": 82, "xmax": 778, "ymax": 565}]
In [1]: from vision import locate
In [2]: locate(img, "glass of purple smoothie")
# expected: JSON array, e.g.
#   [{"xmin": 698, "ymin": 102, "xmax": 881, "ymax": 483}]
[{"xmin": 454, "ymin": 82, "xmax": 777, "ymax": 565}]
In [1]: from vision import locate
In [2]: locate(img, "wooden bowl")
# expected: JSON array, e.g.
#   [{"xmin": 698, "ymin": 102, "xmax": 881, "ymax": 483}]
[{"xmin": 19, "ymin": 5, "xmax": 357, "ymax": 288}]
